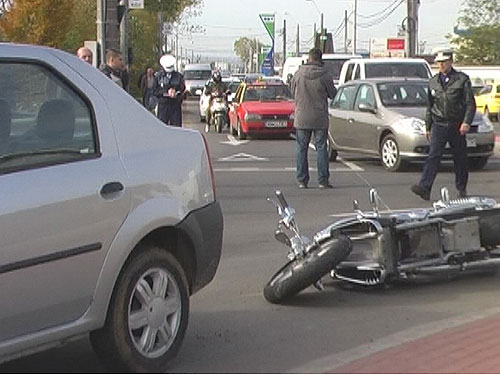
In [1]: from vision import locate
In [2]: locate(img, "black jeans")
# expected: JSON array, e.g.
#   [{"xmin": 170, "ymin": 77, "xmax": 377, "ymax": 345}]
[
  {"xmin": 158, "ymin": 102, "xmax": 182, "ymax": 127},
  {"xmin": 419, "ymin": 123, "xmax": 468, "ymax": 193}
]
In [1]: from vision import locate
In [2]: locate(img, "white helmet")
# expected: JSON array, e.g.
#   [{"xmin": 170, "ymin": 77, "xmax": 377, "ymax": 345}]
[{"xmin": 160, "ymin": 54, "xmax": 176, "ymax": 73}]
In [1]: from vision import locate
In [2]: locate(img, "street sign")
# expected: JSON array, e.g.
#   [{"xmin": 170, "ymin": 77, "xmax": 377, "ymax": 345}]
[{"xmin": 129, "ymin": 0, "xmax": 144, "ymax": 9}]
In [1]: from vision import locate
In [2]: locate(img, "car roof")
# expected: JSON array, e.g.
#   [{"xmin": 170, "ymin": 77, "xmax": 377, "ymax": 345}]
[
  {"xmin": 345, "ymin": 77, "xmax": 429, "ymax": 85},
  {"xmin": 345, "ymin": 58, "xmax": 429, "ymax": 63}
]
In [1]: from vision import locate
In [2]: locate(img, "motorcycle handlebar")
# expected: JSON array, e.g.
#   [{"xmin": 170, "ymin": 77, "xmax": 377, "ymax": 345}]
[{"xmin": 275, "ymin": 190, "xmax": 289, "ymax": 210}]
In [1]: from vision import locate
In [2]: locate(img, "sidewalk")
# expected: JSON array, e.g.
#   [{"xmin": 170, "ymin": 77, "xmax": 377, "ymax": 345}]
[{"xmin": 329, "ymin": 314, "xmax": 500, "ymax": 373}]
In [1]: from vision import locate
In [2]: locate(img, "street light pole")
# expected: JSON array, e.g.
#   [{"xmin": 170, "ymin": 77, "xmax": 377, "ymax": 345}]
[{"xmin": 353, "ymin": 0, "xmax": 357, "ymax": 54}]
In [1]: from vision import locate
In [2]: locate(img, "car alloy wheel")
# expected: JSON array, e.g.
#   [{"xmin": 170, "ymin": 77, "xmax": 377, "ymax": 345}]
[
  {"xmin": 380, "ymin": 135, "xmax": 403, "ymax": 172},
  {"xmin": 128, "ymin": 267, "xmax": 182, "ymax": 358}
]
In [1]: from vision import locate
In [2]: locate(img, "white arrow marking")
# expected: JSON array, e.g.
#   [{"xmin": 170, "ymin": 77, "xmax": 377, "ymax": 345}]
[
  {"xmin": 220, "ymin": 134, "xmax": 249, "ymax": 146},
  {"xmin": 218, "ymin": 153, "xmax": 269, "ymax": 162}
]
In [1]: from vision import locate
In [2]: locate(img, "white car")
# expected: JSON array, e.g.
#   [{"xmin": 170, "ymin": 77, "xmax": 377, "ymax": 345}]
[
  {"xmin": 199, "ymin": 77, "xmax": 241, "ymax": 122},
  {"xmin": 0, "ymin": 43, "xmax": 223, "ymax": 372}
]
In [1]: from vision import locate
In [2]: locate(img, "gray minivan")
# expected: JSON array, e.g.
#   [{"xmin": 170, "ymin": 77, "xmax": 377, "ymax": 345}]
[{"xmin": 183, "ymin": 63, "xmax": 212, "ymax": 97}]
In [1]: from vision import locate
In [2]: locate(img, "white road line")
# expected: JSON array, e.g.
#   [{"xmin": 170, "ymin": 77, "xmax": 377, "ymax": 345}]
[
  {"xmin": 220, "ymin": 134, "xmax": 249, "ymax": 146},
  {"xmin": 213, "ymin": 167, "xmax": 364, "ymax": 172}
]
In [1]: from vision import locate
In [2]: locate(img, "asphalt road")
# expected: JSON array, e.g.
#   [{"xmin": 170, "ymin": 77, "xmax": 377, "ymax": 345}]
[{"xmin": 2, "ymin": 100, "xmax": 500, "ymax": 373}]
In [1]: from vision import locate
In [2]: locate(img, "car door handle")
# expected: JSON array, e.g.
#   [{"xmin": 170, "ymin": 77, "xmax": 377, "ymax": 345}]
[{"xmin": 100, "ymin": 182, "xmax": 124, "ymax": 197}]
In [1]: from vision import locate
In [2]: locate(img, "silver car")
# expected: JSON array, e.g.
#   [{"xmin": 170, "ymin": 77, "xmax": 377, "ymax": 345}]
[
  {"xmin": 0, "ymin": 43, "xmax": 223, "ymax": 372},
  {"xmin": 328, "ymin": 78, "xmax": 495, "ymax": 171}
]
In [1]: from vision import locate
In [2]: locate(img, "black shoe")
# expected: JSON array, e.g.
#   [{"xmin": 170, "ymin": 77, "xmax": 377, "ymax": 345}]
[
  {"xmin": 318, "ymin": 183, "xmax": 333, "ymax": 189},
  {"xmin": 411, "ymin": 184, "xmax": 430, "ymax": 201},
  {"xmin": 298, "ymin": 182, "xmax": 308, "ymax": 189},
  {"xmin": 458, "ymin": 189, "xmax": 467, "ymax": 198}
]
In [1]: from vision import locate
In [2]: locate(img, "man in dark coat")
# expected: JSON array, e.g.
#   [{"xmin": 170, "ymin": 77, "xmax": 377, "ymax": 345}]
[
  {"xmin": 411, "ymin": 50, "xmax": 476, "ymax": 200},
  {"xmin": 291, "ymin": 48, "xmax": 337, "ymax": 189},
  {"xmin": 153, "ymin": 55, "xmax": 186, "ymax": 127},
  {"xmin": 100, "ymin": 49, "xmax": 129, "ymax": 92}
]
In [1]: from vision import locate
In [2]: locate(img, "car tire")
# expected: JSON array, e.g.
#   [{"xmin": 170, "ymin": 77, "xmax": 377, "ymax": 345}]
[
  {"xmin": 237, "ymin": 119, "xmax": 246, "ymax": 140},
  {"xmin": 90, "ymin": 246, "xmax": 189, "ymax": 373},
  {"xmin": 380, "ymin": 134, "xmax": 404, "ymax": 172},
  {"xmin": 468, "ymin": 156, "xmax": 488, "ymax": 170},
  {"xmin": 327, "ymin": 138, "xmax": 338, "ymax": 162}
]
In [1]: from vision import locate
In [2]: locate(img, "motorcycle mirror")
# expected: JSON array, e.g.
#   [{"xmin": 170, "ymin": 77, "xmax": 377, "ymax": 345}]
[
  {"xmin": 274, "ymin": 230, "xmax": 292, "ymax": 247},
  {"xmin": 440, "ymin": 187, "xmax": 450, "ymax": 203},
  {"xmin": 369, "ymin": 188, "xmax": 379, "ymax": 215}
]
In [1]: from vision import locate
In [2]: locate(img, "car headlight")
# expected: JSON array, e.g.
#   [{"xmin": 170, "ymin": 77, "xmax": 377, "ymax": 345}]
[
  {"xmin": 396, "ymin": 117, "xmax": 426, "ymax": 135},
  {"xmin": 244, "ymin": 113, "xmax": 262, "ymax": 121},
  {"xmin": 476, "ymin": 114, "xmax": 494, "ymax": 133},
  {"xmin": 289, "ymin": 112, "xmax": 295, "ymax": 121}
]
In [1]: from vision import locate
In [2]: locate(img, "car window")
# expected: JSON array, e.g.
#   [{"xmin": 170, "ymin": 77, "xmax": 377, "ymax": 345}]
[
  {"xmin": 331, "ymin": 85, "xmax": 358, "ymax": 110},
  {"xmin": 323, "ymin": 59, "xmax": 348, "ymax": 80},
  {"xmin": 496, "ymin": 85, "xmax": 500, "ymax": 94},
  {"xmin": 0, "ymin": 62, "xmax": 97, "ymax": 174},
  {"xmin": 365, "ymin": 63, "xmax": 430, "ymax": 78},
  {"xmin": 479, "ymin": 85, "xmax": 492, "ymax": 95},
  {"xmin": 354, "ymin": 84, "xmax": 376, "ymax": 110},
  {"xmin": 344, "ymin": 63, "xmax": 355, "ymax": 83},
  {"xmin": 377, "ymin": 82, "xmax": 428, "ymax": 107},
  {"xmin": 243, "ymin": 85, "xmax": 292, "ymax": 102},
  {"xmin": 184, "ymin": 70, "xmax": 211, "ymax": 80}
]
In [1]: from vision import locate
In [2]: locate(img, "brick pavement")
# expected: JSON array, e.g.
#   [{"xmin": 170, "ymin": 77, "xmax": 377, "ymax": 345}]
[{"xmin": 329, "ymin": 314, "xmax": 500, "ymax": 374}]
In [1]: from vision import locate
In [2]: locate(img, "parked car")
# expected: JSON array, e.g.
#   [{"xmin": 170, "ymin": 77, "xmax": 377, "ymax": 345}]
[
  {"xmin": 183, "ymin": 63, "xmax": 212, "ymax": 97},
  {"xmin": 474, "ymin": 79, "xmax": 500, "ymax": 121},
  {"xmin": 328, "ymin": 78, "xmax": 495, "ymax": 171},
  {"xmin": 0, "ymin": 43, "xmax": 223, "ymax": 372},
  {"xmin": 228, "ymin": 80, "xmax": 295, "ymax": 139},
  {"xmin": 198, "ymin": 77, "xmax": 241, "ymax": 122},
  {"xmin": 338, "ymin": 58, "xmax": 432, "ymax": 86}
]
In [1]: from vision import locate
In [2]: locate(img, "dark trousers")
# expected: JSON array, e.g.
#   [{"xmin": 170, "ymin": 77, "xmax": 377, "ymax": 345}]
[
  {"xmin": 158, "ymin": 102, "xmax": 182, "ymax": 127},
  {"xmin": 419, "ymin": 123, "xmax": 468, "ymax": 192}
]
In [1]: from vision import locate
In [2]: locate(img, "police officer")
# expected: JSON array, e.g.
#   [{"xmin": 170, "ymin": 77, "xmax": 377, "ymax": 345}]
[
  {"xmin": 153, "ymin": 54, "xmax": 185, "ymax": 126},
  {"xmin": 411, "ymin": 50, "xmax": 476, "ymax": 200}
]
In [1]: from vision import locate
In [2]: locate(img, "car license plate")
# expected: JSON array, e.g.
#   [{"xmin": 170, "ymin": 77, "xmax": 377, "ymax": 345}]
[
  {"xmin": 466, "ymin": 138, "xmax": 476, "ymax": 147},
  {"xmin": 265, "ymin": 120, "xmax": 287, "ymax": 128}
]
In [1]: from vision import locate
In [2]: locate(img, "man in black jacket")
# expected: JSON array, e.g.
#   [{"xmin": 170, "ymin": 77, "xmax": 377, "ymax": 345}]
[
  {"xmin": 411, "ymin": 51, "xmax": 476, "ymax": 200},
  {"xmin": 100, "ymin": 49, "xmax": 129, "ymax": 92}
]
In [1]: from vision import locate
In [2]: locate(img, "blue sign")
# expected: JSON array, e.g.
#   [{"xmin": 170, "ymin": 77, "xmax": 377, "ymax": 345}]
[{"xmin": 261, "ymin": 43, "xmax": 274, "ymax": 76}]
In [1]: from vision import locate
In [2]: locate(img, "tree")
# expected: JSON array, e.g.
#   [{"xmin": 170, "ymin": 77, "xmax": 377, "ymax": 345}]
[
  {"xmin": 234, "ymin": 37, "xmax": 263, "ymax": 72},
  {"xmin": 450, "ymin": 0, "xmax": 500, "ymax": 64},
  {"xmin": 0, "ymin": 0, "xmax": 74, "ymax": 47}
]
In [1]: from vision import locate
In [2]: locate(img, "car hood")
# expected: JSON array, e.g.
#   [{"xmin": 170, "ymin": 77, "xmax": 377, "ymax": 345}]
[
  {"xmin": 387, "ymin": 106, "xmax": 426, "ymax": 119},
  {"xmin": 242, "ymin": 101, "xmax": 294, "ymax": 114}
]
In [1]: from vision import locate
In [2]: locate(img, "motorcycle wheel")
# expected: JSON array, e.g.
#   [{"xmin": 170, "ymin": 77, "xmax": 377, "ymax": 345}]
[
  {"xmin": 263, "ymin": 235, "xmax": 351, "ymax": 304},
  {"xmin": 215, "ymin": 117, "xmax": 222, "ymax": 133}
]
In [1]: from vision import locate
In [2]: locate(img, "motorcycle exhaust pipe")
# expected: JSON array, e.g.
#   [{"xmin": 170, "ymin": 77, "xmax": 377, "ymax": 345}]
[{"xmin": 407, "ymin": 258, "xmax": 500, "ymax": 275}]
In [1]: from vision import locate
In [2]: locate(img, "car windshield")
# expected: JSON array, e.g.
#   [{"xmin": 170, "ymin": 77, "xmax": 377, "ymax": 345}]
[
  {"xmin": 377, "ymin": 82, "xmax": 428, "ymax": 107},
  {"xmin": 323, "ymin": 59, "xmax": 349, "ymax": 80},
  {"xmin": 366, "ymin": 63, "xmax": 430, "ymax": 79},
  {"xmin": 184, "ymin": 70, "xmax": 212, "ymax": 80},
  {"xmin": 228, "ymin": 82, "xmax": 240, "ymax": 93},
  {"xmin": 243, "ymin": 85, "xmax": 292, "ymax": 101}
]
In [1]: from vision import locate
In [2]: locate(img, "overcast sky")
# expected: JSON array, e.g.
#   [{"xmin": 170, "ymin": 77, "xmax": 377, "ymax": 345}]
[{"xmin": 175, "ymin": 0, "xmax": 463, "ymax": 60}]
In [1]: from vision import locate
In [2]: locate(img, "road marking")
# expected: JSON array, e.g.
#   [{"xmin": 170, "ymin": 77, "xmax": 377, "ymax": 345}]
[
  {"xmin": 213, "ymin": 166, "xmax": 362, "ymax": 172},
  {"xmin": 220, "ymin": 134, "xmax": 249, "ymax": 146},
  {"xmin": 218, "ymin": 153, "xmax": 269, "ymax": 162}
]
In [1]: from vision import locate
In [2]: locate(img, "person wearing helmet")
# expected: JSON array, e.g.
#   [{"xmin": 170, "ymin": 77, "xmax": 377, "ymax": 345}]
[
  {"xmin": 205, "ymin": 70, "xmax": 228, "ymax": 131},
  {"xmin": 153, "ymin": 54, "xmax": 186, "ymax": 126}
]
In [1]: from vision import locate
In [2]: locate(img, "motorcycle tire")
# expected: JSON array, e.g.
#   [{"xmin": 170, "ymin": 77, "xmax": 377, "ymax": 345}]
[{"xmin": 263, "ymin": 235, "xmax": 352, "ymax": 304}]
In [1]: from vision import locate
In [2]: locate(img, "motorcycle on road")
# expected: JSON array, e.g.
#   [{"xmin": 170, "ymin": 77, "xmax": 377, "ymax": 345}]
[
  {"xmin": 265, "ymin": 188, "xmax": 500, "ymax": 304},
  {"xmin": 206, "ymin": 90, "xmax": 230, "ymax": 134}
]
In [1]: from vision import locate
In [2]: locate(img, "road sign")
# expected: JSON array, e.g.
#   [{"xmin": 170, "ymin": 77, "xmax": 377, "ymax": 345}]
[{"xmin": 129, "ymin": 0, "xmax": 144, "ymax": 9}]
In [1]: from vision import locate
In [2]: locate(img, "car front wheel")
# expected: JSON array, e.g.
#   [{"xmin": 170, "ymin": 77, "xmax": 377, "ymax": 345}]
[
  {"xmin": 327, "ymin": 138, "xmax": 338, "ymax": 162},
  {"xmin": 90, "ymin": 246, "xmax": 189, "ymax": 373},
  {"xmin": 380, "ymin": 134, "xmax": 404, "ymax": 172}
]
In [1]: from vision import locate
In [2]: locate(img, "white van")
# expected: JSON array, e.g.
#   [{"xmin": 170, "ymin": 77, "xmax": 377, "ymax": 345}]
[
  {"xmin": 282, "ymin": 56, "xmax": 306, "ymax": 85},
  {"xmin": 183, "ymin": 63, "xmax": 212, "ymax": 96},
  {"xmin": 338, "ymin": 58, "xmax": 432, "ymax": 86}
]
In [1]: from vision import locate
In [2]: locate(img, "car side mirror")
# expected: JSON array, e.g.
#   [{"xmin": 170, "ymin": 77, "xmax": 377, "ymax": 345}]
[{"xmin": 358, "ymin": 103, "xmax": 377, "ymax": 114}]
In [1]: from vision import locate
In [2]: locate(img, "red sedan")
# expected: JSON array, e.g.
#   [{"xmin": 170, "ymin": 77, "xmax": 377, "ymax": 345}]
[{"xmin": 228, "ymin": 80, "xmax": 295, "ymax": 139}]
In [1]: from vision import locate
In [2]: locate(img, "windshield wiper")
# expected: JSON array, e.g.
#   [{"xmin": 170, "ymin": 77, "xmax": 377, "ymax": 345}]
[{"xmin": 0, "ymin": 149, "xmax": 85, "ymax": 164}]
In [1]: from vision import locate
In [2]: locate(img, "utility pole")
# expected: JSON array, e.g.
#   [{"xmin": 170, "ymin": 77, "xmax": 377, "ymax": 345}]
[
  {"xmin": 105, "ymin": 0, "xmax": 120, "ymax": 51},
  {"xmin": 282, "ymin": 19, "xmax": 287, "ymax": 65},
  {"xmin": 296, "ymin": 24, "xmax": 300, "ymax": 56},
  {"xmin": 407, "ymin": 0, "xmax": 419, "ymax": 57},
  {"xmin": 320, "ymin": 13, "xmax": 324, "ymax": 52},
  {"xmin": 96, "ymin": 0, "xmax": 106, "ymax": 66},
  {"xmin": 353, "ymin": 0, "xmax": 357, "ymax": 54},
  {"xmin": 344, "ymin": 10, "xmax": 348, "ymax": 53},
  {"xmin": 175, "ymin": 30, "xmax": 179, "ymax": 70},
  {"xmin": 119, "ymin": 0, "xmax": 129, "ymax": 66}
]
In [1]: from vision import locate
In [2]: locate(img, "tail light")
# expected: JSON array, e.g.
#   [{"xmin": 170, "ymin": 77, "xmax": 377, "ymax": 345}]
[{"xmin": 201, "ymin": 133, "xmax": 216, "ymax": 200}]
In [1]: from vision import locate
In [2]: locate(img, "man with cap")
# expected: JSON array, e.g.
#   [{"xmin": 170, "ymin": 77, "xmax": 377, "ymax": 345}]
[
  {"xmin": 153, "ymin": 54, "xmax": 186, "ymax": 126},
  {"xmin": 411, "ymin": 50, "xmax": 476, "ymax": 200}
]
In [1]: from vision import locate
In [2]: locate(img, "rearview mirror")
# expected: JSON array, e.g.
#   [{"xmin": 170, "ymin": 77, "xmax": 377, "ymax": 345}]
[{"xmin": 358, "ymin": 103, "xmax": 377, "ymax": 114}]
